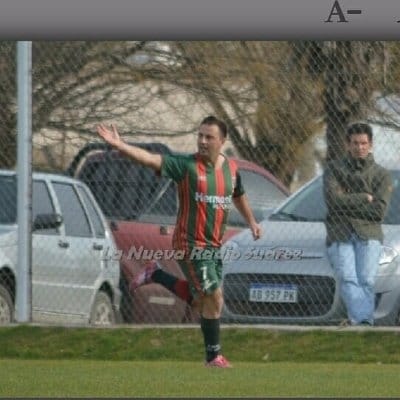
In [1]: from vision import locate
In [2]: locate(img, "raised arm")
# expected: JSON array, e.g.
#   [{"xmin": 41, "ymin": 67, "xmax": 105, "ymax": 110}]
[
  {"xmin": 96, "ymin": 123, "xmax": 163, "ymax": 172},
  {"xmin": 232, "ymin": 194, "xmax": 262, "ymax": 240}
]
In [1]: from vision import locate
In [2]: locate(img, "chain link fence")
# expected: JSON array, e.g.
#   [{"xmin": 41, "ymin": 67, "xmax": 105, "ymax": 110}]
[{"xmin": 1, "ymin": 41, "xmax": 400, "ymax": 326}]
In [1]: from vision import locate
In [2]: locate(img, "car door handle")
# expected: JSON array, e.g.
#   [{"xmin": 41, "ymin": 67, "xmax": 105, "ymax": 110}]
[
  {"xmin": 160, "ymin": 226, "xmax": 170, "ymax": 235},
  {"xmin": 58, "ymin": 240, "xmax": 69, "ymax": 249},
  {"xmin": 93, "ymin": 243, "xmax": 103, "ymax": 251}
]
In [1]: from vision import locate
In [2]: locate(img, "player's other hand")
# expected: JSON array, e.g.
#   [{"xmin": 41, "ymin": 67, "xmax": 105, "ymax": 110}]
[{"xmin": 96, "ymin": 123, "xmax": 121, "ymax": 148}]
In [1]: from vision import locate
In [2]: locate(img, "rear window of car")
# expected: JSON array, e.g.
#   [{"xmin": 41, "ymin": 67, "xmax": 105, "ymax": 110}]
[
  {"xmin": 0, "ymin": 175, "xmax": 16, "ymax": 224},
  {"xmin": 77, "ymin": 157, "xmax": 173, "ymax": 220}
]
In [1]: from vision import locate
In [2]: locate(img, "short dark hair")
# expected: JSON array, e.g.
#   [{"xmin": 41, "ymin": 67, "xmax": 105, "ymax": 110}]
[
  {"xmin": 346, "ymin": 122, "xmax": 373, "ymax": 142},
  {"xmin": 200, "ymin": 115, "xmax": 228, "ymax": 138}
]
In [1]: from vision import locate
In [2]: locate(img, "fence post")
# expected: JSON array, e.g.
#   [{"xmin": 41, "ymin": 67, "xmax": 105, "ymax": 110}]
[{"xmin": 16, "ymin": 41, "xmax": 32, "ymax": 323}]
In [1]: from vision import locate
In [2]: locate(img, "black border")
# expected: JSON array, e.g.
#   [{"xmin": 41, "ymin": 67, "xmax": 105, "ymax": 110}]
[
  {"xmin": 1, "ymin": 0, "xmax": 400, "ymax": 40},
  {"xmin": 2, "ymin": 2, "xmax": 397, "ymax": 399}
]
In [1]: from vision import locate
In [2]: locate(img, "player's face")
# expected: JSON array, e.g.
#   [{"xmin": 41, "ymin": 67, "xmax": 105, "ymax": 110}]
[
  {"xmin": 347, "ymin": 133, "xmax": 372, "ymax": 159},
  {"xmin": 197, "ymin": 124, "xmax": 226, "ymax": 162}
]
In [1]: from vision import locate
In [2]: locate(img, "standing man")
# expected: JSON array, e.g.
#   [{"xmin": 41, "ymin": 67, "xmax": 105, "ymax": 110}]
[
  {"xmin": 97, "ymin": 116, "xmax": 261, "ymax": 367},
  {"xmin": 324, "ymin": 122, "xmax": 392, "ymax": 326}
]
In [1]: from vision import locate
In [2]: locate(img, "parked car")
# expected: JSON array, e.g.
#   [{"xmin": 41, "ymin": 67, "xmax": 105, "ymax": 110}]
[
  {"xmin": 0, "ymin": 170, "xmax": 121, "ymax": 325},
  {"xmin": 222, "ymin": 168, "xmax": 400, "ymax": 326},
  {"xmin": 67, "ymin": 142, "xmax": 290, "ymax": 323}
]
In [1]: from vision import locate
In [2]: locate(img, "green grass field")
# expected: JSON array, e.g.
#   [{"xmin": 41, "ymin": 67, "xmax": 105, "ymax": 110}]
[
  {"xmin": 1, "ymin": 325, "xmax": 400, "ymax": 397},
  {"xmin": 2, "ymin": 359, "xmax": 400, "ymax": 397}
]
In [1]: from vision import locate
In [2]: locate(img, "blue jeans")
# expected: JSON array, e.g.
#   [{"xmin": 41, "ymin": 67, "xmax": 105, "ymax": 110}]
[{"xmin": 327, "ymin": 235, "xmax": 382, "ymax": 325}]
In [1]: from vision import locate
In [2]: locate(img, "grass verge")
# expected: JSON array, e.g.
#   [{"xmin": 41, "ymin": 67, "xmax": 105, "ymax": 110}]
[
  {"xmin": 1, "ymin": 324, "xmax": 400, "ymax": 363},
  {"xmin": 1, "ymin": 325, "xmax": 400, "ymax": 397}
]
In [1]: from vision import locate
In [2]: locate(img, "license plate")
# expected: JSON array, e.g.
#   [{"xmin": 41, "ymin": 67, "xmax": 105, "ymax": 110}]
[{"xmin": 249, "ymin": 283, "xmax": 298, "ymax": 303}]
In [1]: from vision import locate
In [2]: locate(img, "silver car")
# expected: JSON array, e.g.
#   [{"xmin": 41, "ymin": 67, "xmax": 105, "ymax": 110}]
[
  {"xmin": 222, "ymin": 169, "xmax": 400, "ymax": 326},
  {"xmin": 0, "ymin": 170, "xmax": 121, "ymax": 325}
]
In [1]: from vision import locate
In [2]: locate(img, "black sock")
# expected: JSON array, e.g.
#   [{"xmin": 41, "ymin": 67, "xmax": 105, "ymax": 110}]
[
  {"xmin": 152, "ymin": 269, "xmax": 178, "ymax": 293},
  {"xmin": 151, "ymin": 269, "xmax": 194, "ymax": 304},
  {"xmin": 201, "ymin": 317, "xmax": 221, "ymax": 362}
]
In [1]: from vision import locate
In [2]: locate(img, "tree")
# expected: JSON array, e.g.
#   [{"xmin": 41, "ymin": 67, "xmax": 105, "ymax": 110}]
[
  {"xmin": 0, "ymin": 42, "xmax": 17, "ymax": 167},
  {"xmin": 290, "ymin": 41, "xmax": 386, "ymax": 163},
  {"xmin": 0, "ymin": 41, "xmax": 148, "ymax": 168},
  {"xmin": 163, "ymin": 41, "xmax": 324, "ymax": 186},
  {"xmin": 0, "ymin": 41, "xmax": 393, "ymax": 187}
]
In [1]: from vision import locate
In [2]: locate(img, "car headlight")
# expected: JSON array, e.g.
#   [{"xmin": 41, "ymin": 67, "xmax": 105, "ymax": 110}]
[{"xmin": 379, "ymin": 246, "xmax": 398, "ymax": 265}]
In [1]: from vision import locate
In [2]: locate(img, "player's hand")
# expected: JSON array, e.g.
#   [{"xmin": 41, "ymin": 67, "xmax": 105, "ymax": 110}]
[
  {"xmin": 96, "ymin": 123, "xmax": 122, "ymax": 148},
  {"xmin": 250, "ymin": 223, "xmax": 262, "ymax": 240}
]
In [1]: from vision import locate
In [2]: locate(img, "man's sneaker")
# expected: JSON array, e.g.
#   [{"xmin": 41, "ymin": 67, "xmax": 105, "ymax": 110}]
[
  {"xmin": 205, "ymin": 355, "xmax": 232, "ymax": 368},
  {"xmin": 339, "ymin": 318, "xmax": 351, "ymax": 327},
  {"xmin": 130, "ymin": 261, "xmax": 161, "ymax": 292},
  {"xmin": 359, "ymin": 320, "xmax": 373, "ymax": 326}
]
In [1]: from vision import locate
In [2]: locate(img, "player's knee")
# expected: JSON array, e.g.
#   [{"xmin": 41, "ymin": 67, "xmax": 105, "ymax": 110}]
[
  {"xmin": 213, "ymin": 289, "xmax": 224, "ymax": 312},
  {"xmin": 202, "ymin": 288, "xmax": 223, "ymax": 317},
  {"xmin": 191, "ymin": 296, "xmax": 203, "ymax": 312}
]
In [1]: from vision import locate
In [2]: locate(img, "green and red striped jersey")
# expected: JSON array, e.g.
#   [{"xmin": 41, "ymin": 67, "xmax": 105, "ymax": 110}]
[{"xmin": 161, "ymin": 153, "xmax": 244, "ymax": 253}]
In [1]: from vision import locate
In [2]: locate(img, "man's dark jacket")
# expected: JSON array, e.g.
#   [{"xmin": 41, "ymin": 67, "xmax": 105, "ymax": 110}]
[{"xmin": 323, "ymin": 153, "xmax": 392, "ymax": 245}]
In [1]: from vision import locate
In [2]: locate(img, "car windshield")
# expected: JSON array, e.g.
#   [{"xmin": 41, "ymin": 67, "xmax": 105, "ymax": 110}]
[
  {"xmin": 270, "ymin": 170, "xmax": 400, "ymax": 225},
  {"xmin": 0, "ymin": 175, "xmax": 17, "ymax": 224}
]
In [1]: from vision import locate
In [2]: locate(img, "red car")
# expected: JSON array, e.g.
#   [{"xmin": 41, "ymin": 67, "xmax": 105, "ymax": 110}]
[{"xmin": 67, "ymin": 142, "xmax": 290, "ymax": 323}]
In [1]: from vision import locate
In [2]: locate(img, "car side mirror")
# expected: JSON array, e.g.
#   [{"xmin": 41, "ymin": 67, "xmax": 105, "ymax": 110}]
[{"xmin": 32, "ymin": 213, "xmax": 63, "ymax": 232}]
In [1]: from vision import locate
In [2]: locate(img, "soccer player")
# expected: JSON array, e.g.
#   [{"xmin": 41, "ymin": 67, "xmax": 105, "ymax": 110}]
[{"xmin": 96, "ymin": 116, "xmax": 261, "ymax": 367}]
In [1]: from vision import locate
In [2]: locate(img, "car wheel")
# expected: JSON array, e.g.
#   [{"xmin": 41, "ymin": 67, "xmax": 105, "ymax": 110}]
[
  {"xmin": 0, "ymin": 284, "xmax": 13, "ymax": 325},
  {"xmin": 90, "ymin": 291, "xmax": 115, "ymax": 326}
]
